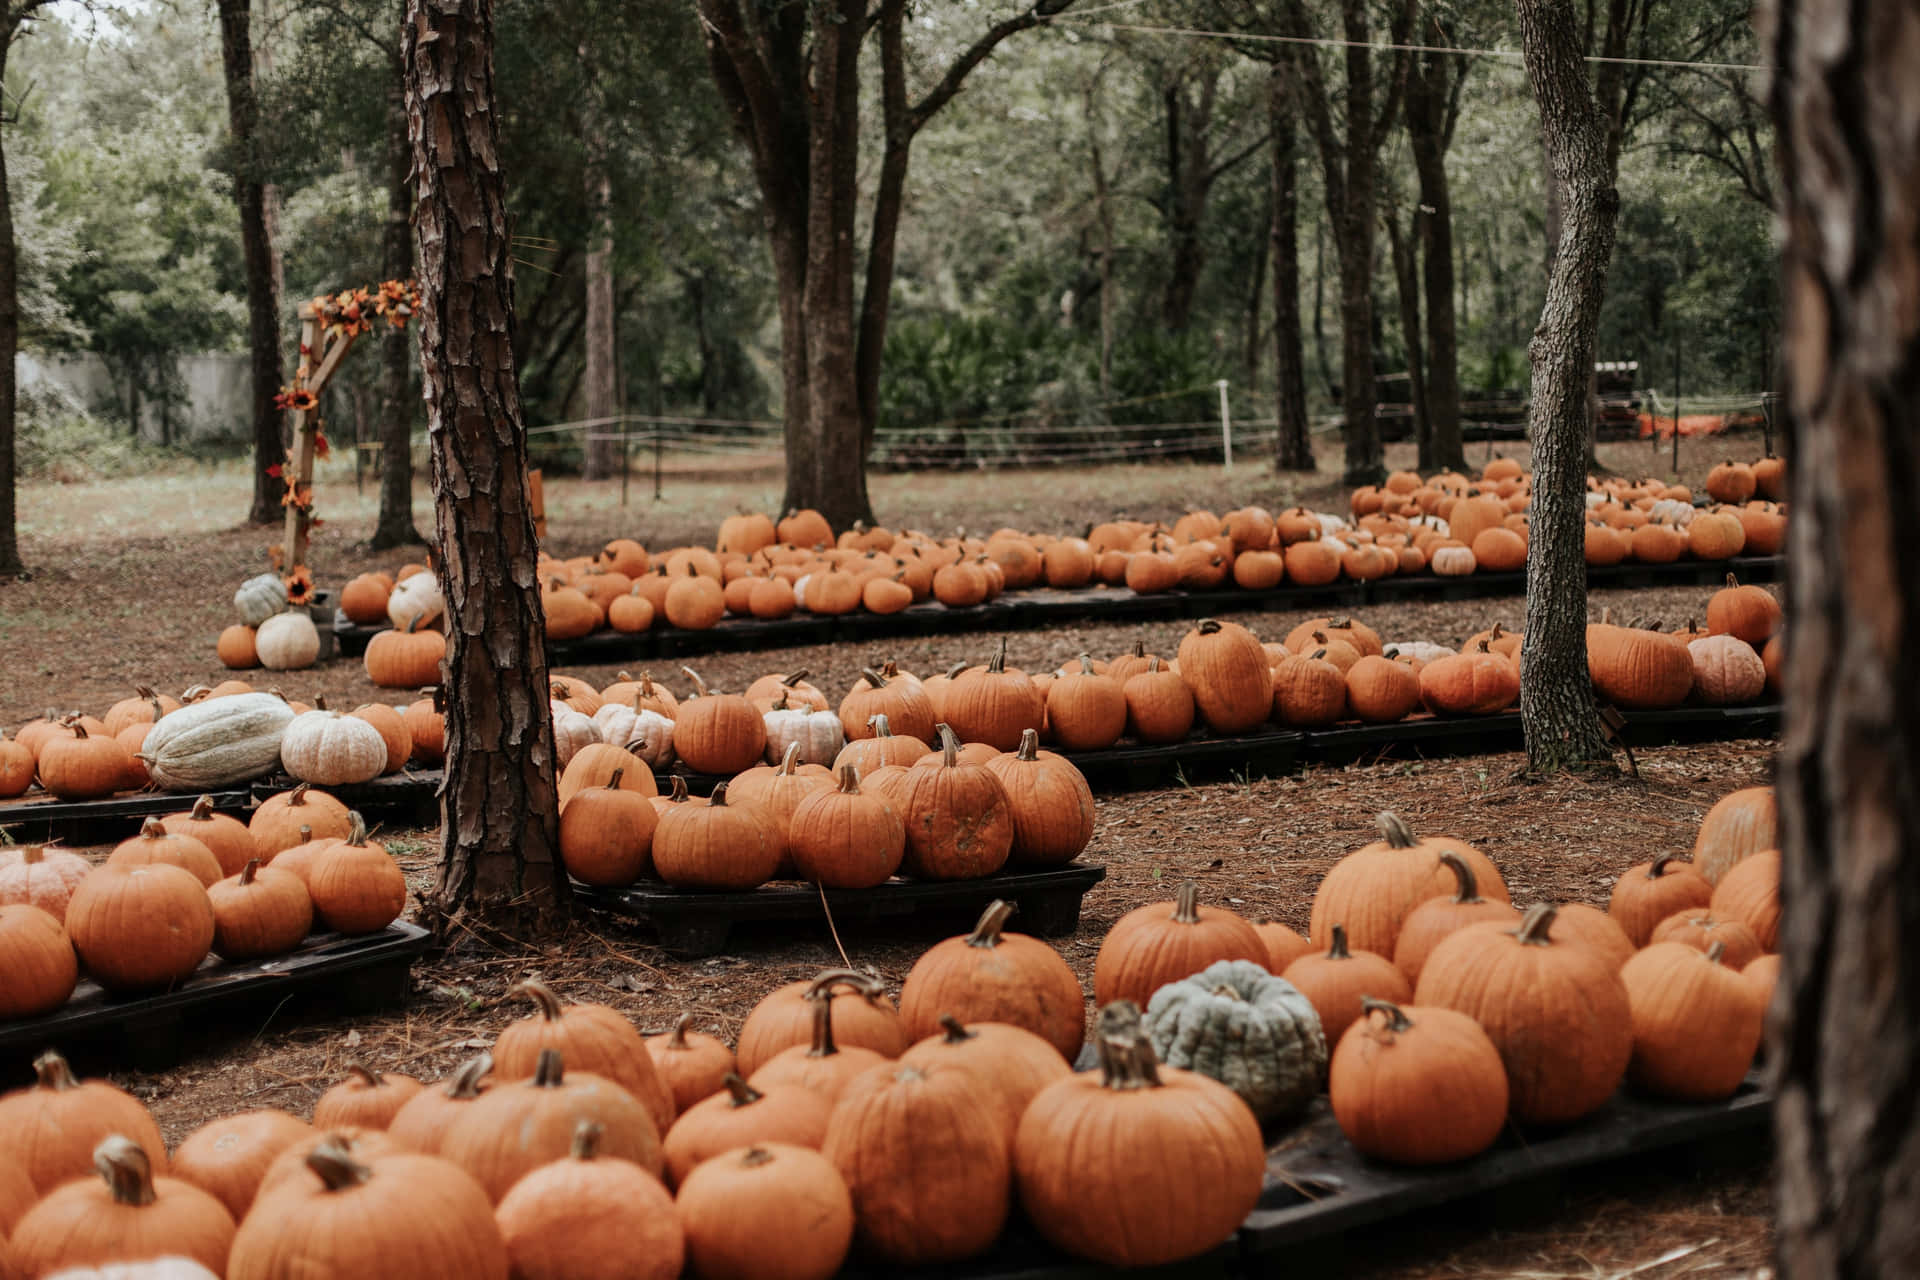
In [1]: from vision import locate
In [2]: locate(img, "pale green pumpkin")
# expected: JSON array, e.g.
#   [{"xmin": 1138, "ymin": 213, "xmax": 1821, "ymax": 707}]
[{"xmin": 1143, "ymin": 958, "xmax": 1327, "ymax": 1120}]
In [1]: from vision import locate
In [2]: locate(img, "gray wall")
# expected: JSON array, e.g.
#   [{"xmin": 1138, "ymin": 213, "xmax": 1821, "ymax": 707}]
[{"xmin": 18, "ymin": 351, "xmax": 253, "ymax": 444}]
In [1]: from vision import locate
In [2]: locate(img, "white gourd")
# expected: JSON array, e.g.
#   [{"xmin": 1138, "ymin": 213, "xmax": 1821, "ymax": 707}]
[
  {"xmin": 762, "ymin": 700, "xmax": 845, "ymax": 767},
  {"xmin": 255, "ymin": 611, "xmax": 321, "ymax": 671},
  {"xmin": 551, "ymin": 701, "xmax": 599, "ymax": 770},
  {"xmin": 140, "ymin": 693, "xmax": 295, "ymax": 790},
  {"xmin": 234, "ymin": 573, "xmax": 287, "ymax": 627},
  {"xmin": 388, "ymin": 572, "xmax": 445, "ymax": 631},
  {"xmin": 591, "ymin": 703, "xmax": 675, "ymax": 769},
  {"xmin": 280, "ymin": 711, "xmax": 388, "ymax": 785},
  {"xmin": 1649, "ymin": 498, "xmax": 1697, "ymax": 526}
]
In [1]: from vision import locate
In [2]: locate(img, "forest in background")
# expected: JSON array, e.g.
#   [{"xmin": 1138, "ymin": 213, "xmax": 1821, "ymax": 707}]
[{"xmin": 12, "ymin": 0, "xmax": 1774, "ymax": 476}]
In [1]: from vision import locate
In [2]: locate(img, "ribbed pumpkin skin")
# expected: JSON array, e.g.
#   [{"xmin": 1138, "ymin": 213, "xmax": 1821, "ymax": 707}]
[
  {"xmin": 1144, "ymin": 960, "xmax": 1327, "ymax": 1121},
  {"xmin": 559, "ymin": 781, "xmax": 659, "ymax": 887},
  {"xmin": 653, "ymin": 786, "xmax": 780, "ymax": 890},
  {"xmin": 1282, "ymin": 927, "xmax": 1412, "ymax": 1045},
  {"xmin": 307, "ymin": 838, "xmax": 408, "ymax": 935},
  {"xmin": 8, "ymin": 1145, "xmax": 236, "ymax": 1277},
  {"xmin": 159, "ymin": 802, "xmax": 257, "ymax": 878},
  {"xmin": 107, "ymin": 821, "xmax": 223, "ymax": 887},
  {"xmin": 823, "ymin": 1059, "xmax": 1012, "ymax": 1266},
  {"xmin": 1271, "ymin": 651, "xmax": 1348, "ymax": 726},
  {"xmin": 1587, "ymin": 623, "xmax": 1695, "ymax": 710},
  {"xmin": 1308, "ymin": 814, "xmax": 1508, "ymax": 955},
  {"xmin": 894, "ymin": 733, "xmax": 1014, "ymax": 880},
  {"xmin": 439, "ymin": 1062, "xmax": 662, "ymax": 1203},
  {"xmin": 0, "ymin": 844, "xmax": 92, "ymax": 919},
  {"xmin": 1414, "ymin": 908, "xmax": 1634, "ymax": 1125},
  {"xmin": 0, "ymin": 1053, "xmax": 170, "ymax": 1196},
  {"xmin": 1609, "ymin": 854, "xmax": 1715, "ymax": 946},
  {"xmin": 1391, "ymin": 854, "xmax": 1524, "ymax": 983},
  {"xmin": 313, "ymin": 1066, "xmax": 424, "ymax": 1130},
  {"xmin": 0, "ymin": 1151, "xmax": 32, "ymax": 1238},
  {"xmin": 734, "ymin": 973, "xmax": 909, "ymax": 1076},
  {"xmin": 1345, "ymin": 655, "xmax": 1422, "ymax": 723},
  {"xmin": 1691, "ymin": 786, "xmax": 1778, "ymax": 884},
  {"xmin": 786, "ymin": 768, "xmax": 906, "ymax": 889},
  {"xmin": 1176, "ymin": 620, "xmax": 1273, "ymax": 733},
  {"xmin": 1045, "ymin": 663, "xmax": 1127, "ymax": 750},
  {"xmin": 942, "ymin": 655, "xmax": 1046, "ymax": 752},
  {"xmin": 1620, "ymin": 943, "xmax": 1764, "ymax": 1100},
  {"xmin": 385, "ymin": 1057, "xmax": 493, "ymax": 1155},
  {"xmin": 661, "ymin": 1077, "xmax": 832, "ymax": 1187},
  {"xmin": 1710, "ymin": 849, "xmax": 1781, "ymax": 952},
  {"xmin": 983, "ymin": 733, "xmax": 1095, "ymax": 868},
  {"xmin": 1648, "ymin": 911, "xmax": 1764, "ymax": 970},
  {"xmin": 494, "ymin": 1134, "xmax": 684, "ymax": 1280},
  {"xmin": 676, "ymin": 1143, "xmax": 854, "ymax": 1280},
  {"xmin": 250, "ymin": 786, "xmax": 353, "ymax": 859},
  {"xmin": 1093, "ymin": 882, "xmax": 1267, "ymax": 1009},
  {"xmin": 1123, "ymin": 661, "xmax": 1196, "ymax": 743},
  {"xmin": 1546, "ymin": 902, "xmax": 1637, "ymax": 971},
  {"xmin": 491, "ymin": 983, "xmax": 676, "ymax": 1136},
  {"xmin": 0, "ymin": 904, "xmax": 78, "ymax": 1018},
  {"xmin": 208, "ymin": 862, "xmax": 314, "ymax": 960},
  {"xmin": 1330, "ymin": 1000, "xmax": 1510, "ymax": 1164},
  {"xmin": 230, "ymin": 1148, "xmax": 508, "ymax": 1280},
  {"xmin": 896, "ymin": 1020, "xmax": 1071, "ymax": 1132},
  {"xmin": 672, "ymin": 687, "xmax": 767, "ymax": 775},
  {"xmin": 66, "ymin": 863, "xmax": 215, "ymax": 994},
  {"xmin": 747, "ymin": 1025, "xmax": 891, "ymax": 1106},
  {"xmin": 643, "ymin": 1017, "xmax": 736, "ymax": 1113},
  {"xmin": 1014, "ymin": 1016, "xmax": 1264, "ymax": 1268},
  {"xmin": 899, "ymin": 901, "xmax": 1086, "ymax": 1059},
  {"xmin": 169, "ymin": 1109, "xmax": 314, "ymax": 1221},
  {"xmin": 1418, "ymin": 646, "xmax": 1520, "ymax": 715}
]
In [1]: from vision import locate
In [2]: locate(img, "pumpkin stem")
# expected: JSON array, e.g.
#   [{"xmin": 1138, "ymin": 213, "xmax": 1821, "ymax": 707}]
[
  {"xmin": 239, "ymin": 858, "xmax": 262, "ymax": 886},
  {"xmin": 681, "ymin": 667, "xmax": 711, "ymax": 698},
  {"xmin": 1171, "ymin": 880, "xmax": 1203, "ymax": 925},
  {"xmin": 1725, "ymin": 572, "xmax": 1740, "ymax": 589},
  {"xmin": 1015, "ymin": 729, "xmax": 1040, "ymax": 762},
  {"xmin": 1376, "ymin": 812, "xmax": 1418, "ymax": 849},
  {"xmin": 937, "ymin": 1014, "xmax": 978, "ymax": 1044},
  {"xmin": 966, "ymin": 899, "xmax": 1016, "ymax": 948},
  {"xmin": 804, "ymin": 989, "xmax": 842, "ymax": 1057},
  {"xmin": 287, "ymin": 782, "xmax": 312, "ymax": 807},
  {"xmin": 1647, "ymin": 853, "xmax": 1691, "ymax": 879},
  {"xmin": 1439, "ymin": 850, "xmax": 1481, "ymax": 904},
  {"xmin": 1327, "ymin": 923, "xmax": 1353, "ymax": 960},
  {"xmin": 834, "ymin": 764, "xmax": 862, "ymax": 795},
  {"xmin": 666, "ymin": 776, "xmax": 688, "ymax": 803},
  {"xmin": 721, "ymin": 1072, "xmax": 763, "ymax": 1108},
  {"xmin": 92, "ymin": 1134, "xmax": 158, "ymax": 1206},
  {"xmin": 1092, "ymin": 1001, "xmax": 1163, "ymax": 1091},
  {"xmin": 777, "ymin": 742, "xmax": 802, "ymax": 775},
  {"xmin": 1078, "ymin": 653, "xmax": 1097, "ymax": 676},
  {"xmin": 511, "ymin": 978, "xmax": 568, "ymax": 1023},
  {"xmin": 189, "ymin": 795, "xmax": 215, "ymax": 821},
  {"xmin": 1475, "ymin": 638, "xmax": 1491, "ymax": 653},
  {"xmin": 138, "ymin": 815, "xmax": 166, "ymax": 840},
  {"xmin": 533, "ymin": 1048, "xmax": 567, "ymax": 1087},
  {"xmin": 1367, "ymin": 997, "xmax": 1413, "ymax": 1036},
  {"xmin": 345, "ymin": 1063, "xmax": 384, "ymax": 1088},
  {"xmin": 782, "ymin": 669, "xmax": 811, "ymax": 688},
  {"xmin": 305, "ymin": 1138, "xmax": 374, "ymax": 1191},
  {"xmin": 710, "ymin": 782, "xmax": 732, "ymax": 807},
  {"xmin": 1197, "ymin": 618, "xmax": 1223, "ymax": 636},
  {"xmin": 666, "ymin": 1013, "xmax": 693, "ymax": 1048},
  {"xmin": 1514, "ymin": 903, "xmax": 1560, "ymax": 945},
  {"xmin": 1145, "ymin": 656, "xmax": 1162, "ymax": 674},
  {"xmin": 443, "ymin": 1051, "xmax": 492, "ymax": 1099},
  {"xmin": 32, "ymin": 1049, "xmax": 80, "ymax": 1092},
  {"xmin": 345, "ymin": 811, "xmax": 369, "ymax": 847},
  {"xmin": 1706, "ymin": 940, "xmax": 1728, "ymax": 966},
  {"xmin": 987, "ymin": 637, "xmax": 1009, "ymax": 673},
  {"xmin": 570, "ymin": 1119, "xmax": 605, "ymax": 1160},
  {"xmin": 803, "ymin": 968, "xmax": 887, "ymax": 1002},
  {"xmin": 606, "ymin": 767, "xmax": 626, "ymax": 791},
  {"xmin": 937, "ymin": 723, "xmax": 961, "ymax": 767},
  {"xmin": 859, "ymin": 667, "xmax": 888, "ymax": 691}
]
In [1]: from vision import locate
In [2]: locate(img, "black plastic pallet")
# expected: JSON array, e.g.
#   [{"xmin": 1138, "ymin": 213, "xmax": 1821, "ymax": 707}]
[
  {"xmin": 1303, "ymin": 703, "xmax": 1780, "ymax": 766},
  {"xmin": 249, "ymin": 770, "xmax": 443, "ymax": 829},
  {"xmin": 573, "ymin": 864, "xmax": 1106, "ymax": 956},
  {"xmin": 330, "ymin": 555, "xmax": 1784, "ymax": 660},
  {"xmin": 1236, "ymin": 1076, "xmax": 1771, "ymax": 1259},
  {"xmin": 0, "ymin": 787, "xmax": 251, "ymax": 846},
  {"xmin": 0, "ymin": 922, "xmax": 432, "ymax": 1080}
]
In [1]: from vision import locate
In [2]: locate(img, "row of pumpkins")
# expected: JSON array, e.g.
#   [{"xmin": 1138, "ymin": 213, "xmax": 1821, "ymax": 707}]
[
  {"xmin": 0, "ymin": 686, "xmax": 443, "ymax": 802},
  {"xmin": 0, "ymin": 783, "xmax": 1781, "ymax": 1278},
  {"xmin": 0, "ymin": 789, "xmax": 409, "ymax": 1017}
]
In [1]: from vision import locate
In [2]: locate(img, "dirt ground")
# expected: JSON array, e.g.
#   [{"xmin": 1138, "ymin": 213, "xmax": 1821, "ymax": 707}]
[{"xmin": 0, "ymin": 441, "xmax": 1781, "ymax": 1278}]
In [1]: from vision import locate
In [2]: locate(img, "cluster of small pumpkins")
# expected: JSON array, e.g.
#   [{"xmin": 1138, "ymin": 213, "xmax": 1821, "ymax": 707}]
[
  {"xmin": 0, "ymin": 684, "xmax": 446, "ymax": 803},
  {"xmin": 215, "ymin": 574, "xmax": 339, "ymax": 674},
  {"xmin": 1084, "ymin": 783, "xmax": 1782, "ymax": 1168},
  {"xmin": 0, "ymin": 933, "xmax": 1266, "ymax": 1278},
  {"xmin": 0, "ymin": 787, "xmax": 409, "ymax": 1021}
]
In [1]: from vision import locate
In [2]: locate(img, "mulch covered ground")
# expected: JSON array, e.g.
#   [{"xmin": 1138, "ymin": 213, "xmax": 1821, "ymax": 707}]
[{"xmin": 1, "ymin": 440, "xmax": 1782, "ymax": 1277}]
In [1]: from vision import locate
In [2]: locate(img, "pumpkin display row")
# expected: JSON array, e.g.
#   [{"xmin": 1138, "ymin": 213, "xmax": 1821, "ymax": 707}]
[
  {"xmin": 0, "ymin": 795, "xmax": 409, "ymax": 1019},
  {"xmin": 0, "ymin": 968, "xmax": 1264, "ymax": 1277}
]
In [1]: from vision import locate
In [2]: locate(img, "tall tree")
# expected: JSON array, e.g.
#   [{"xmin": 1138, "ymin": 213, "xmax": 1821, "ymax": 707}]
[
  {"xmin": 1147, "ymin": 47, "xmax": 1263, "ymax": 333},
  {"xmin": 1266, "ymin": 66, "xmax": 1311, "ymax": 470},
  {"xmin": 696, "ymin": 0, "xmax": 1075, "ymax": 532},
  {"xmin": 405, "ymin": 0, "xmax": 567, "ymax": 934},
  {"xmin": 373, "ymin": 0, "xmax": 422, "ymax": 549},
  {"xmin": 578, "ymin": 41, "xmax": 619, "ymax": 481},
  {"xmin": 1768, "ymin": 0, "xmax": 1920, "ymax": 1266},
  {"xmin": 215, "ymin": 0, "xmax": 287, "ymax": 527},
  {"xmin": 1402, "ymin": 15, "xmax": 1468, "ymax": 471},
  {"xmin": 1516, "ymin": 0, "xmax": 1619, "ymax": 771},
  {"xmin": 0, "ymin": 2, "xmax": 59, "ymax": 576}
]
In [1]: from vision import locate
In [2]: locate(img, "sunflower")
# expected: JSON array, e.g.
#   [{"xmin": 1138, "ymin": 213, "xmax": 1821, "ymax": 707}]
[
  {"xmin": 313, "ymin": 431, "xmax": 331, "ymax": 461},
  {"xmin": 283, "ymin": 566, "xmax": 315, "ymax": 607},
  {"xmin": 275, "ymin": 387, "xmax": 319, "ymax": 414}
]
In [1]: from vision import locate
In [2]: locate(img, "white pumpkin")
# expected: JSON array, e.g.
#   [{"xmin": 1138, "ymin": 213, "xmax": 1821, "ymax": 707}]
[
  {"xmin": 551, "ymin": 700, "xmax": 599, "ymax": 770},
  {"xmin": 1384, "ymin": 640, "xmax": 1457, "ymax": 666},
  {"xmin": 140, "ymin": 693, "xmax": 295, "ymax": 790},
  {"xmin": 1430, "ymin": 545, "xmax": 1478, "ymax": 576},
  {"xmin": 389, "ymin": 571, "xmax": 445, "ymax": 631},
  {"xmin": 792, "ymin": 573, "xmax": 812, "ymax": 610},
  {"xmin": 1313, "ymin": 512, "xmax": 1347, "ymax": 538},
  {"xmin": 1649, "ymin": 497, "xmax": 1697, "ymax": 526},
  {"xmin": 591, "ymin": 703, "xmax": 675, "ymax": 769},
  {"xmin": 255, "ymin": 610, "xmax": 321, "ymax": 671},
  {"xmin": 48, "ymin": 1261, "xmax": 221, "ymax": 1280},
  {"xmin": 280, "ymin": 710, "xmax": 387, "ymax": 785},
  {"xmin": 762, "ymin": 700, "xmax": 845, "ymax": 766},
  {"xmin": 234, "ymin": 573, "xmax": 287, "ymax": 626}
]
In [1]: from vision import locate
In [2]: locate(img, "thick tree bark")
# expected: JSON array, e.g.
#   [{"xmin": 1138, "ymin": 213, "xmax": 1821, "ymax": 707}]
[
  {"xmin": 1516, "ymin": 0, "xmax": 1618, "ymax": 773},
  {"xmin": 1269, "ymin": 74, "xmax": 1310, "ymax": 472},
  {"xmin": 1160, "ymin": 68, "xmax": 1219, "ymax": 334},
  {"xmin": 1384, "ymin": 205, "xmax": 1430, "ymax": 468},
  {"xmin": 580, "ymin": 63, "xmax": 619, "ymax": 482},
  {"xmin": 1406, "ymin": 31, "xmax": 1467, "ymax": 471},
  {"xmin": 372, "ymin": 23, "xmax": 422, "ymax": 551},
  {"xmin": 1768, "ymin": 0, "xmax": 1920, "ymax": 1269},
  {"xmin": 217, "ymin": 0, "xmax": 287, "ymax": 528},
  {"xmin": 406, "ymin": 0, "xmax": 567, "ymax": 934},
  {"xmin": 0, "ymin": 12, "xmax": 24, "ymax": 577},
  {"xmin": 1088, "ymin": 73, "xmax": 1117, "ymax": 400}
]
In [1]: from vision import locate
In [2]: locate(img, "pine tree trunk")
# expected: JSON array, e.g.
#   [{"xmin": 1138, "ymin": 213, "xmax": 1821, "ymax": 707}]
[
  {"xmin": 1408, "ymin": 48, "xmax": 1466, "ymax": 471},
  {"xmin": 406, "ymin": 0, "xmax": 567, "ymax": 935},
  {"xmin": 371, "ymin": 25, "xmax": 421, "ymax": 552},
  {"xmin": 1270, "ymin": 69, "xmax": 1312, "ymax": 472},
  {"xmin": 1385, "ymin": 208, "xmax": 1431, "ymax": 469},
  {"xmin": 0, "ymin": 19, "xmax": 20, "ymax": 577},
  {"xmin": 217, "ymin": 0, "xmax": 287, "ymax": 529},
  {"xmin": 580, "ymin": 92, "xmax": 619, "ymax": 482},
  {"xmin": 1516, "ymin": 0, "xmax": 1618, "ymax": 773},
  {"xmin": 1769, "ymin": 0, "xmax": 1920, "ymax": 1268}
]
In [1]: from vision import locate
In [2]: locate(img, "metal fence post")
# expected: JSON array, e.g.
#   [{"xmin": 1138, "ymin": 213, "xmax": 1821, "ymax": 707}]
[{"xmin": 1216, "ymin": 379, "xmax": 1233, "ymax": 470}]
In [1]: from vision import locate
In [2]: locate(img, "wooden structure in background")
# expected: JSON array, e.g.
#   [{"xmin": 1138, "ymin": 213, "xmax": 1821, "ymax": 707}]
[{"xmin": 281, "ymin": 301, "xmax": 362, "ymax": 572}]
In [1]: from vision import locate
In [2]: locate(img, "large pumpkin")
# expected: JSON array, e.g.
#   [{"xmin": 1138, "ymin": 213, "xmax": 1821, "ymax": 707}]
[
  {"xmin": 674, "ymin": 1143, "xmax": 853, "ymax": 1280},
  {"xmin": 892, "ymin": 726, "xmax": 1013, "ymax": 879},
  {"xmin": 1608, "ymin": 853, "xmax": 1714, "ymax": 946},
  {"xmin": 1692, "ymin": 785, "xmax": 1777, "ymax": 883},
  {"xmin": 0, "ymin": 843, "xmax": 91, "ymax": 919},
  {"xmin": 1587, "ymin": 618, "xmax": 1694, "ymax": 710},
  {"xmin": 306, "ymin": 815, "xmax": 408, "ymax": 935},
  {"xmin": 1414, "ymin": 905, "xmax": 1634, "ymax": 1125},
  {"xmin": 1710, "ymin": 848, "xmax": 1781, "ymax": 952},
  {"xmin": 207, "ymin": 860, "xmax": 313, "ymax": 960},
  {"xmin": 140, "ymin": 693, "xmax": 296, "ymax": 790},
  {"xmin": 494, "ymin": 1120, "xmax": 684, "ymax": 1280},
  {"xmin": 159, "ymin": 796, "xmax": 255, "ymax": 878},
  {"xmin": 746, "ymin": 989, "xmax": 893, "ymax": 1104},
  {"xmin": 653, "ymin": 781, "xmax": 780, "ymax": 890},
  {"xmin": 66, "ymin": 863, "xmax": 214, "ymax": 994},
  {"xmin": 898, "ymin": 899, "xmax": 1086, "ymax": 1059},
  {"xmin": 0, "ymin": 1051, "xmax": 169, "ymax": 1196},
  {"xmin": 941, "ymin": 639, "xmax": 1046, "ymax": 751},
  {"xmin": 0, "ymin": 903, "xmax": 79, "ymax": 1019},
  {"xmin": 492, "ymin": 979, "xmax": 675, "ymax": 1134},
  {"xmin": 439, "ymin": 1050, "xmax": 661, "ymax": 1202},
  {"xmin": 1392, "ymin": 851, "xmax": 1524, "ymax": 983},
  {"xmin": 672, "ymin": 669, "xmax": 767, "ymax": 775},
  {"xmin": 168, "ymin": 1110, "xmax": 313, "ymax": 1222},
  {"xmin": 659, "ymin": 1073, "xmax": 832, "ymax": 1188},
  {"xmin": 1014, "ymin": 1003, "xmax": 1265, "ymax": 1268},
  {"xmin": 1092, "ymin": 880, "xmax": 1267, "ymax": 1009},
  {"xmin": 735, "ymin": 969, "xmax": 908, "ymax": 1076},
  {"xmin": 1281, "ymin": 924, "xmax": 1412, "ymax": 1045},
  {"xmin": 786, "ymin": 764, "xmax": 906, "ymax": 889},
  {"xmin": 1143, "ymin": 959, "xmax": 1326, "ymax": 1121},
  {"xmin": 643, "ymin": 1015, "xmax": 734, "ymax": 1114},
  {"xmin": 1619, "ymin": 941, "xmax": 1764, "ymax": 1100},
  {"xmin": 1328, "ymin": 998, "xmax": 1509, "ymax": 1164},
  {"xmin": 982, "ymin": 729, "xmax": 1095, "ymax": 867},
  {"xmin": 8, "ymin": 1136, "xmax": 235, "ymax": 1277},
  {"xmin": 1308, "ymin": 811, "xmax": 1508, "ymax": 955},
  {"xmin": 1176, "ymin": 619, "xmax": 1273, "ymax": 734}
]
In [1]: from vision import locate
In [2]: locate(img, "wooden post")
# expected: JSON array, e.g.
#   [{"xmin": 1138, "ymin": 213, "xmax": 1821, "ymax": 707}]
[
  {"xmin": 529, "ymin": 468, "xmax": 546, "ymax": 542},
  {"xmin": 281, "ymin": 304, "xmax": 359, "ymax": 572}
]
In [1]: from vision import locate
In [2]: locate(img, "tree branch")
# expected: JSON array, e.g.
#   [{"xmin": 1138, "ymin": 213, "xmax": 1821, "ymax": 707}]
[{"xmin": 906, "ymin": 0, "xmax": 1079, "ymax": 134}]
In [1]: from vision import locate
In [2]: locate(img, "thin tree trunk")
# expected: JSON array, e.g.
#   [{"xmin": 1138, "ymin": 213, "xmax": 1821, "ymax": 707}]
[
  {"xmin": 1270, "ymin": 70, "xmax": 1311, "ymax": 471},
  {"xmin": 1407, "ymin": 36, "xmax": 1466, "ymax": 471},
  {"xmin": 406, "ymin": 0, "xmax": 567, "ymax": 935},
  {"xmin": 217, "ymin": 0, "xmax": 287, "ymax": 528},
  {"xmin": 1088, "ymin": 71, "xmax": 1116, "ymax": 400},
  {"xmin": 1313, "ymin": 220, "xmax": 1336, "ymax": 401},
  {"xmin": 0, "ymin": 16, "xmax": 22, "ymax": 577},
  {"xmin": 1243, "ymin": 194, "xmax": 1267, "ymax": 386},
  {"xmin": 1769, "ymin": 0, "xmax": 1920, "ymax": 1267},
  {"xmin": 581, "ymin": 104, "xmax": 618, "ymax": 481},
  {"xmin": 1161, "ymin": 68, "xmax": 1218, "ymax": 334},
  {"xmin": 372, "ymin": 22, "xmax": 422, "ymax": 552},
  {"xmin": 1385, "ymin": 205, "xmax": 1431, "ymax": 468},
  {"xmin": 1517, "ymin": 0, "xmax": 1619, "ymax": 772}
]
